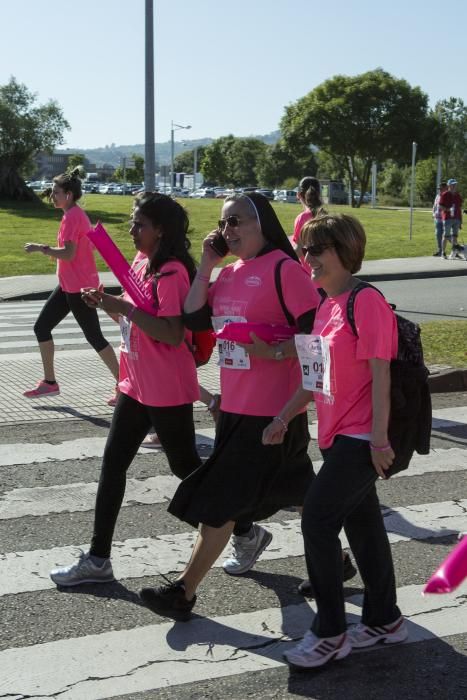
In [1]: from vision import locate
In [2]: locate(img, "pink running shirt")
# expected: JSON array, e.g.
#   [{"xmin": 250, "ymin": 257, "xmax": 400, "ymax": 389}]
[
  {"xmin": 118, "ymin": 257, "xmax": 199, "ymax": 407},
  {"xmin": 57, "ymin": 206, "xmax": 99, "ymax": 292},
  {"xmin": 313, "ymin": 287, "xmax": 398, "ymax": 449},
  {"xmin": 292, "ymin": 209, "xmax": 314, "ymax": 275},
  {"xmin": 208, "ymin": 249, "xmax": 320, "ymax": 416}
]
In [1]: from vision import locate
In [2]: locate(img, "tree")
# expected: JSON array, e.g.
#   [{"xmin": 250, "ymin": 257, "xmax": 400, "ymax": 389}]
[
  {"xmin": 435, "ymin": 98, "xmax": 467, "ymax": 193},
  {"xmin": 0, "ymin": 77, "xmax": 69, "ymax": 200},
  {"xmin": 256, "ymin": 139, "xmax": 317, "ymax": 187},
  {"xmin": 281, "ymin": 69, "xmax": 440, "ymax": 206},
  {"xmin": 173, "ymin": 146, "xmax": 206, "ymax": 174},
  {"xmin": 201, "ymin": 136, "xmax": 236, "ymax": 184},
  {"xmin": 113, "ymin": 154, "xmax": 144, "ymax": 184}
]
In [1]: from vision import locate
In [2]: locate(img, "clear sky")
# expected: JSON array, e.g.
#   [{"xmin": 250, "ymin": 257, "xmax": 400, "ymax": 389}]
[{"xmin": 2, "ymin": 0, "xmax": 467, "ymax": 149}]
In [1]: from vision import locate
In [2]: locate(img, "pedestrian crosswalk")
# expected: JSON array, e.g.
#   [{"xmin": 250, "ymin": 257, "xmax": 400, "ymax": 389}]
[
  {"xmin": 1, "ymin": 403, "xmax": 466, "ymax": 698},
  {"xmin": 1, "ymin": 300, "xmax": 467, "ymax": 698}
]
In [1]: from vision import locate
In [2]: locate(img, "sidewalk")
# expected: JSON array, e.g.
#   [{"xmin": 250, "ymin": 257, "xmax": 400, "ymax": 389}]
[{"xmin": 0, "ymin": 255, "xmax": 466, "ymax": 302}]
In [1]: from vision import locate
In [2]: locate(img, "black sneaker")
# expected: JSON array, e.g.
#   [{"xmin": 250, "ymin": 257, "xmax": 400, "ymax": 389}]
[
  {"xmin": 433, "ymin": 250, "xmax": 441, "ymax": 257},
  {"xmin": 298, "ymin": 554, "xmax": 357, "ymax": 598},
  {"xmin": 139, "ymin": 579, "xmax": 196, "ymax": 621}
]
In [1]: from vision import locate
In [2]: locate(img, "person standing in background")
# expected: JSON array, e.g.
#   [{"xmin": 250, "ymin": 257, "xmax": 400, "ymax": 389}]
[
  {"xmin": 439, "ymin": 178, "xmax": 463, "ymax": 259},
  {"xmin": 432, "ymin": 181, "xmax": 447, "ymax": 256}
]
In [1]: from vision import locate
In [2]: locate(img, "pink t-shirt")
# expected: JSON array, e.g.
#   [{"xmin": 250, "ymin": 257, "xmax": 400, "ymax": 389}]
[
  {"xmin": 208, "ymin": 249, "xmax": 320, "ymax": 416},
  {"xmin": 313, "ymin": 287, "xmax": 398, "ymax": 449},
  {"xmin": 118, "ymin": 256, "xmax": 199, "ymax": 407},
  {"xmin": 292, "ymin": 209, "xmax": 314, "ymax": 244},
  {"xmin": 57, "ymin": 206, "xmax": 99, "ymax": 292},
  {"xmin": 292, "ymin": 209, "xmax": 314, "ymax": 275}
]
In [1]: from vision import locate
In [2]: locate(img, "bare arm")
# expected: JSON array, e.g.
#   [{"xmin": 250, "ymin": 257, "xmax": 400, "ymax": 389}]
[
  {"xmin": 369, "ymin": 358, "xmax": 394, "ymax": 479},
  {"xmin": 82, "ymin": 289, "xmax": 184, "ymax": 345},
  {"xmin": 262, "ymin": 386, "xmax": 313, "ymax": 445},
  {"xmin": 184, "ymin": 230, "xmax": 223, "ymax": 314},
  {"xmin": 24, "ymin": 240, "xmax": 77, "ymax": 261}
]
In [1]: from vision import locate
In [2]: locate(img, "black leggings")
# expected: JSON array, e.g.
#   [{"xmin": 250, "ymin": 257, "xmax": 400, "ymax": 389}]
[
  {"xmin": 90, "ymin": 392, "xmax": 201, "ymax": 558},
  {"xmin": 34, "ymin": 285, "xmax": 110, "ymax": 352}
]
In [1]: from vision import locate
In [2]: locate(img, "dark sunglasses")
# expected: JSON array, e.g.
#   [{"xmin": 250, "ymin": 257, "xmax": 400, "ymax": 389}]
[
  {"xmin": 301, "ymin": 243, "xmax": 331, "ymax": 257},
  {"xmin": 218, "ymin": 215, "xmax": 241, "ymax": 231}
]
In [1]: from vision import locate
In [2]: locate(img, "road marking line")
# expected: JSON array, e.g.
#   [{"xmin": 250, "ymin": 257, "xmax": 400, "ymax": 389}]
[
  {"xmin": 1, "ymin": 500, "xmax": 465, "ymax": 596},
  {"xmin": 0, "ymin": 446, "xmax": 466, "ymax": 518},
  {"xmin": 0, "ymin": 584, "xmax": 465, "ymax": 699}
]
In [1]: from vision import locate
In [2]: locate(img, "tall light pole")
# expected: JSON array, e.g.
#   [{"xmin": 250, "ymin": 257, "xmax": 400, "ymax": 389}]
[
  {"xmin": 409, "ymin": 141, "xmax": 417, "ymax": 241},
  {"xmin": 170, "ymin": 121, "xmax": 191, "ymax": 189},
  {"xmin": 193, "ymin": 146, "xmax": 198, "ymax": 192},
  {"xmin": 144, "ymin": 0, "xmax": 155, "ymax": 190}
]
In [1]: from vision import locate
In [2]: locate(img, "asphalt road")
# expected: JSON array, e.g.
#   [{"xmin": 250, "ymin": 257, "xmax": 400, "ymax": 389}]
[{"xmin": 375, "ymin": 277, "xmax": 467, "ymax": 323}]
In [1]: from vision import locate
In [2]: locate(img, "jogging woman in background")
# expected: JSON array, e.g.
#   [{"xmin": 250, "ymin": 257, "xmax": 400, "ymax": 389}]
[
  {"xmin": 291, "ymin": 176, "xmax": 323, "ymax": 273},
  {"xmin": 23, "ymin": 168, "xmax": 119, "ymax": 401}
]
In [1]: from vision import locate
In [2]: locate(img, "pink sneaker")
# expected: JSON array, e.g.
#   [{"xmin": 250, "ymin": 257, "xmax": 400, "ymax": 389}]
[{"xmin": 23, "ymin": 380, "xmax": 60, "ymax": 399}]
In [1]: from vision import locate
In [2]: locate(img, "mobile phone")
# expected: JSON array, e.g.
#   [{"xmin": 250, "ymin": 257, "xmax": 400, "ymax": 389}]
[{"xmin": 209, "ymin": 231, "xmax": 229, "ymax": 257}]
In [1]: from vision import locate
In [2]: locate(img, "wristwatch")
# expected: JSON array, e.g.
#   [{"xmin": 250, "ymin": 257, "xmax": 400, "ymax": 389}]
[{"xmin": 274, "ymin": 348, "xmax": 285, "ymax": 361}]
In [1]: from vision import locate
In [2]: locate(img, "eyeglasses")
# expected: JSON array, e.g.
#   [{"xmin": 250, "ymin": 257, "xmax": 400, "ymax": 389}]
[
  {"xmin": 301, "ymin": 243, "xmax": 331, "ymax": 257},
  {"xmin": 218, "ymin": 215, "xmax": 241, "ymax": 231}
]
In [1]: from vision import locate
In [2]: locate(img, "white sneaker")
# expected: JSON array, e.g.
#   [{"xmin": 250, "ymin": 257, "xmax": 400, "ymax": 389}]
[
  {"xmin": 284, "ymin": 630, "xmax": 351, "ymax": 669},
  {"xmin": 348, "ymin": 615, "xmax": 408, "ymax": 648},
  {"xmin": 222, "ymin": 524, "xmax": 272, "ymax": 575},
  {"xmin": 50, "ymin": 551, "xmax": 115, "ymax": 586}
]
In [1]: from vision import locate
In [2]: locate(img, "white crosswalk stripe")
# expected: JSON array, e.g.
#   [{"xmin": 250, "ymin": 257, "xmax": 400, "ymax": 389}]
[{"xmin": 0, "ymin": 302, "xmax": 466, "ymax": 698}]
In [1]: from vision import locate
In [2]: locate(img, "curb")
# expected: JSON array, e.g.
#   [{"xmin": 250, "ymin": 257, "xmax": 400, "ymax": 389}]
[
  {"xmin": 359, "ymin": 268, "xmax": 467, "ymax": 283},
  {"xmin": 428, "ymin": 369, "xmax": 467, "ymax": 394}
]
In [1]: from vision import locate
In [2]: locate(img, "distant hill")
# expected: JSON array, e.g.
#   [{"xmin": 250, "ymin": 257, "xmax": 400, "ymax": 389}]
[{"xmin": 59, "ymin": 131, "xmax": 281, "ymax": 167}]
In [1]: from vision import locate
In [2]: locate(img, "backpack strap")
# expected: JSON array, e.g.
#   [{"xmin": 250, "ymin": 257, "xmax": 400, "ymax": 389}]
[
  {"xmin": 346, "ymin": 280, "xmax": 383, "ymax": 337},
  {"xmin": 274, "ymin": 258, "xmax": 295, "ymax": 326}
]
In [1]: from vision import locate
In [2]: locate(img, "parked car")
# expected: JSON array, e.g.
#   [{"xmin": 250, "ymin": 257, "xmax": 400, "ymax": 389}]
[
  {"xmin": 255, "ymin": 189, "xmax": 274, "ymax": 200},
  {"xmin": 274, "ymin": 189, "xmax": 298, "ymax": 203},
  {"xmin": 189, "ymin": 188, "xmax": 216, "ymax": 199}
]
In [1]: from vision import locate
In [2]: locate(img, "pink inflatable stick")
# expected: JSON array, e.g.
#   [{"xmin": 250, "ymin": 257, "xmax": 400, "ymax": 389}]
[
  {"xmin": 216, "ymin": 322, "xmax": 297, "ymax": 345},
  {"xmin": 87, "ymin": 222, "xmax": 156, "ymax": 315},
  {"xmin": 423, "ymin": 535, "xmax": 467, "ymax": 594}
]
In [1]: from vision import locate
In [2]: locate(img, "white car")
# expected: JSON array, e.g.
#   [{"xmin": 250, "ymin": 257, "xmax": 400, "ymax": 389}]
[{"xmin": 274, "ymin": 189, "xmax": 298, "ymax": 203}]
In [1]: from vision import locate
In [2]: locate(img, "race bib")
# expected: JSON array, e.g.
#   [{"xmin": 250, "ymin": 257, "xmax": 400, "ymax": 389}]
[
  {"xmin": 294, "ymin": 334, "xmax": 331, "ymax": 395},
  {"xmin": 212, "ymin": 315, "xmax": 251, "ymax": 370},
  {"xmin": 119, "ymin": 315, "xmax": 131, "ymax": 354}
]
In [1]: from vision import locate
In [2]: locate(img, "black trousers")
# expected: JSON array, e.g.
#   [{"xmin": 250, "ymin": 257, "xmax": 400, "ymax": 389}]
[
  {"xmin": 90, "ymin": 392, "xmax": 201, "ymax": 558},
  {"xmin": 34, "ymin": 285, "xmax": 110, "ymax": 352},
  {"xmin": 301, "ymin": 435, "xmax": 400, "ymax": 638}
]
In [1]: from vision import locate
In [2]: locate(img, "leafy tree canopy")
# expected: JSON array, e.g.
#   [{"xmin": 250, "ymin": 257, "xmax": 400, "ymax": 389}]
[
  {"xmin": 281, "ymin": 68, "xmax": 440, "ymax": 206},
  {"xmin": 174, "ymin": 146, "xmax": 206, "ymax": 174},
  {"xmin": 0, "ymin": 76, "xmax": 69, "ymax": 200},
  {"xmin": 256, "ymin": 139, "xmax": 317, "ymax": 188},
  {"xmin": 201, "ymin": 136, "xmax": 267, "ymax": 186}
]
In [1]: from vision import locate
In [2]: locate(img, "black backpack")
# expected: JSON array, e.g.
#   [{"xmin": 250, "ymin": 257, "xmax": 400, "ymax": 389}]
[{"xmin": 344, "ymin": 281, "xmax": 432, "ymax": 476}]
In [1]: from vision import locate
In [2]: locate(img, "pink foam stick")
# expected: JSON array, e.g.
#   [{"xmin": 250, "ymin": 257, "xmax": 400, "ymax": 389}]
[
  {"xmin": 423, "ymin": 536, "xmax": 467, "ymax": 594},
  {"xmin": 216, "ymin": 322, "xmax": 297, "ymax": 345},
  {"xmin": 87, "ymin": 222, "xmax": 156, "ymax": 315}
]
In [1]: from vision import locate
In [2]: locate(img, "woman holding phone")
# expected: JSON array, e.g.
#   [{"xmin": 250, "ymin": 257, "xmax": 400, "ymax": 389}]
[{"xmin": 138, "ymin": 192, "xmax": 320, "ymax": 620}]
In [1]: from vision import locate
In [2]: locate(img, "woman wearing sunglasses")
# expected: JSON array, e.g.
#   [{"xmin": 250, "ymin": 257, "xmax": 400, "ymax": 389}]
[
  {"xmin": 138, "ymin": 192, "xmax": 320, "ymax": 620},
  {"xmin": 263, "ymin": 213, "xmax": 406, "ymax": 669}
]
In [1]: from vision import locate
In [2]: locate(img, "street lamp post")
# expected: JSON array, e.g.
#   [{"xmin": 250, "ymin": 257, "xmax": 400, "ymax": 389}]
[{"xmin": 170, "ymin": 121, "xmax": 191, "ymax": 190}]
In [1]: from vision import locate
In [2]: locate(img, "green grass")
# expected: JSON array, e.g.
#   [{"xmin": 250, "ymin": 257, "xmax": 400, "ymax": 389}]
[
  {"xmin": 0, "ymin": 195, "xmax": 465, "ymax": 367},
  {"xmin": 420, "ymin": 321, "xmax": 467, "ymax": 368},
  {"xmin": 1, "ymin": 195, "xmax": 435, "ymax": 276}
]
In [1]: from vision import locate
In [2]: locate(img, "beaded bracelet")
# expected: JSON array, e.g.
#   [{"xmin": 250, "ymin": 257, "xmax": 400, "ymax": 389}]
[
  {"xmin": 196, "ymin": 273, "xmax": 210, "ymax": 283},
  {"xmin": 370, "ymin": 442, "xmax": 392, "ymax": 452},
  {"xmin": 126, "ymin": 305, "xmax": 137, "ymax": 322},
  {"xmin": 273, "ymin": 416, "xmax": 288, "ymax": 432}
]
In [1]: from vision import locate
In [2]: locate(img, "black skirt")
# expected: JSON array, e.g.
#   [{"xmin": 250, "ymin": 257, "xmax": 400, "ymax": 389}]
[{"xmin": 168, "ymin": 410, "xmax": 315, "ymax": 528}]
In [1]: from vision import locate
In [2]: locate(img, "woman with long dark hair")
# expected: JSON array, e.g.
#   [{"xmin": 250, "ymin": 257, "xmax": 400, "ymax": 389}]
[
  {"xmin": 50, "ymin": 193, "xmax": 202, "ymax": 586},
  {"xmin": 23, "ymin": 168, "xmax": 119, "ymax": 400}
]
